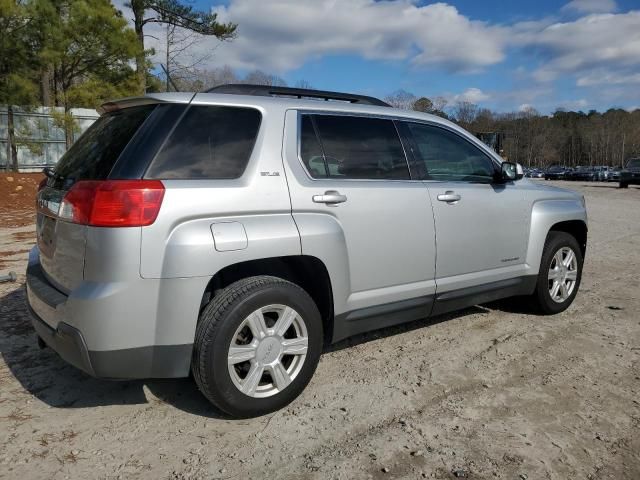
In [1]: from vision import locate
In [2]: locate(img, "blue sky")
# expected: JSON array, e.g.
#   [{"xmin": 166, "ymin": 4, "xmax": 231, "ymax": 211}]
[{"xmin": 123, "ymin": 0, "xmax": 640, "ymax": 113}]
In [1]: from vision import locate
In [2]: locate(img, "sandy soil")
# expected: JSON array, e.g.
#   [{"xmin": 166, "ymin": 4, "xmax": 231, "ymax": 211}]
[{"xmin": 0, "ymin": 180, "xmax": 638, "ymax": 480}]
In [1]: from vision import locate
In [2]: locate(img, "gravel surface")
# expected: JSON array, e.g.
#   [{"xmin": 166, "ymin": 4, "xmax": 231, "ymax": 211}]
[{"xmin": 0, "ymin": 180, "xmax": 638, "ymax": 479}]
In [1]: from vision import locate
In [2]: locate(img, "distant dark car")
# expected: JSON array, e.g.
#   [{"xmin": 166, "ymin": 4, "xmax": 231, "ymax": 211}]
[
  {"xmin": 610, "ymin": 167, "xmax": 622, "ymax": 182},
  {"xmin": 530, "ymin": 169, "xmax": 545, "ymax": 178},
  {"xmin": 620, "ymin": 158, "xmax": 640, "ymax": 188},
  {"xmin": 569, "ymin": 167, "xmax": 597, "ymax": 181},
  {"xmin": 545, "ymin": 166, "xmax": 568, "ymax": 180}
]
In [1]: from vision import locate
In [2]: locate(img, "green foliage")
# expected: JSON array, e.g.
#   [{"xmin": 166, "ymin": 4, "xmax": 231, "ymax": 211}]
[
  {"xmin": 125, "ymin": 0, "xmax": 237, "ymax": 90},
  {"xmin": 413, "ymin": 97, "xmax": 433, "ymax": 113},
  {"xmin": 148, "ymin": 0, "xmax": 236, "ymax": 39},
  {"xmin": 42, "ymin": 0, "xmax": 143, "ymax": 103},
  {"xmin": 0, "ymin": 0, "xmax": 39, "ymax": 106}
]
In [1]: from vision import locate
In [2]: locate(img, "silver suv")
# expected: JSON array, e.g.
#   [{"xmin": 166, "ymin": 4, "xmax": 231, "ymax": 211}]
[{"xmin": 27, "ymin": 85, "xmax": 587, "ymax": 418}]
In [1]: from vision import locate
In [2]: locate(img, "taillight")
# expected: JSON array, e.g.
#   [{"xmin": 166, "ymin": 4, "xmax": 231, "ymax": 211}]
[{"xmin": 59, "ymin": 180, "xmax": 165, "ymax": 227}]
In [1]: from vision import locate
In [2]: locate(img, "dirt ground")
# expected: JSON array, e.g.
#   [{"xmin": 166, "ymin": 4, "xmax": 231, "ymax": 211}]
[{"xmin": 0, "ymin": 180, "xmax": 638, "ymax": 480}]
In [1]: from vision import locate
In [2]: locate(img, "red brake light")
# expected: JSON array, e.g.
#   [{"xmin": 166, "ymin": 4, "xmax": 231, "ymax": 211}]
[{"xmin": 59, "ymin": 180, "xmax": 165, "ymax": 227}]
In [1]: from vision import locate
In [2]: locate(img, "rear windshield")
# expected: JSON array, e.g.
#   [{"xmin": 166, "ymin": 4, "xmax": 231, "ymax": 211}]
[
  {"xmin": 54, "ymin": 105, "xmax": 156, "ymax": 183},
  {"xmin": 145, "ymin": 105, "xmax": 262, "ymax": 179}
]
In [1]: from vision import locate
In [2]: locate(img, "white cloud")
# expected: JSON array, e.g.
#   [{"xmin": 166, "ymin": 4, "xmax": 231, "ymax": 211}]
[
  {"xmin": 206, "ymin": 0, "xmax": 507, "ymax": 73},
  {"xmin": 110, "ymin": 0, "xmax": 640, "ymax": 111},
  {"xmin": 577, "ymin": 70, "xmax": 640, "ymax": 86},
  {"xmin": 562, "ymin": 0, "xmax": 617, "ymax": 14},
  {"xmin": 522, "ymin": 12, "xmax": 640, "ymax": 84},
  {"xmin": 453, "ymin": 87, "xmax": 489, "ymax": 103},
  {"xmin": 558, "ymin": 98, "xmax": 589, "ymax": 110}
]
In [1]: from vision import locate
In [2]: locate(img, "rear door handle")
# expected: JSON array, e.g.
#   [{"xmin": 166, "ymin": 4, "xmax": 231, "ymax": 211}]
[
  {"xmin": 312, "ymin": 190, "xmax": 347, "ymax": 205},
  {"xmin": 437, "ymin": 191, "xmax": 461, "ymax": 203}
]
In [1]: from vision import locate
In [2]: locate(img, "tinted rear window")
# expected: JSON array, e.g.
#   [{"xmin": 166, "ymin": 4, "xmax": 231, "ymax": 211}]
[
  {"xmin": 302, "ymin": 114, "xmax": 410, "ymax": 180},
  {"xmin": 54, "ymin": 105, "xmax": 156, "ymax": 183},
  {"xmin": 146, "ymin": 106, "xmax": 261, "ymax": 179}
]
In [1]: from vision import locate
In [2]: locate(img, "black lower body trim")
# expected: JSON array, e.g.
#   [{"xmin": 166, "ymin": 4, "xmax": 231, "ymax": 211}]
[
  {"xmin": 331, "ymin": 275, "xmax": 538, "ymax": 343},
  {"xmin": 29, "ymin": 304, "xmax": 96, "ymax": 376},
  {"xmin": 431, "ymin": 275, "xmax": 538, "ymax": 317},
  {"xmin": 332, "ymin": 295, "xmax": 434, "ymax": 343},
  {"xmin": 28, "ymin": 306, "xmax": 192, "ymax": 379}
]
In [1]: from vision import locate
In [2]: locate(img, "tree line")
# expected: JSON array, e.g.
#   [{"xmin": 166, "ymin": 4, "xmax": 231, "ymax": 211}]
[{"xmin": 384, "ymin": 90, "xmax": 640, "ymax": 168}]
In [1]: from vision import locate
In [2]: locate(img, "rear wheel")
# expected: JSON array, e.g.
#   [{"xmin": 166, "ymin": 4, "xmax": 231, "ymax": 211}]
[
  {"xmin": 619, "ymin": 182, "xmax": 629, "ymax": 188},
  {"xmin": 531, "ymin": 231, "xmax": 583, "ymax": 314},
  {"xmin": 192, "ymin": 276, "xmax": 323, "ymax": 418}
]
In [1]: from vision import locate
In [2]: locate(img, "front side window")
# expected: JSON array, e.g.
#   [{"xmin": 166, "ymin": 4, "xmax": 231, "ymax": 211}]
[
  {"xmin": 300, "ymin": 114, "xmax": 410, "ymax": 180},
  {"xmin": 405, "ymin": 122, "xmax": 496, "ymax": 183},
  {"xmin": 627, "ymin": 158, "xmax": 640, "ymax": 169},
  {"xmin": 146, "ymin": 106, "xmax": 261, "ymax": 179}
]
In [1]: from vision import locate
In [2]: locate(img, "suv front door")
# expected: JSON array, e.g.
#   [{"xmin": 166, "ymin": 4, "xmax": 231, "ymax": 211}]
[
  {"xmin": 400, "ymin": 122, "xmax": 529, "ymax": 298},
  {"xmin": 283, "ymin": 111, "xmax": 436, "ymax": 324}
]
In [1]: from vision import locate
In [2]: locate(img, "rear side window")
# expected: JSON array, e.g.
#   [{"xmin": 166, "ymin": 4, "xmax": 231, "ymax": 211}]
[
  {"xmin": 300, "ymin": 114, "xmax": 410, "ymax": 180},
  {"xmin": 54, "ymin": 105, "xmax": 156, "ymax": 182},
  {"xmin": 146, "ymin": 106, "xmax": 261, "ymax": 179}
]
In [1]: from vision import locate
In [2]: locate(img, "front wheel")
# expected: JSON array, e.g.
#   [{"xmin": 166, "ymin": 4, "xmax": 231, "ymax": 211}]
[
  {"xmin": 619, "ymin": 182, "xmax": 629, "ymax": 189},
  {"xmin": 530, "ymin": 231, "xmax": 583, "ymax": 314},
  {"xmin": 192, "ymin": 276, "xmax": 323, "ymax": 418}
]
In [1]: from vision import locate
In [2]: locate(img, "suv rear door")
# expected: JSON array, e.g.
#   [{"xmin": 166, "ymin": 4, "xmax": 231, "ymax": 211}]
[
  {"xmin": 283, "ymin": 111, "xmax": 436, "ymax": 318},
  {"xmin": 36, "ymin": 105, "xmax": 158, "ymax": 292}
]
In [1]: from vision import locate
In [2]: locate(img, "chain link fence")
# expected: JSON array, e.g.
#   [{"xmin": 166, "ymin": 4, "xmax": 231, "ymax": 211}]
[{"xmin": 0, "ymin": 106, "xmax": 98, "ymax": 172}]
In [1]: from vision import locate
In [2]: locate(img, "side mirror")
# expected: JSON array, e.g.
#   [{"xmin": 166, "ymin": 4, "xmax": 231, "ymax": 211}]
[{"xmin": 500, "ymin": 162, "xmax": 518, "ymax": 182}]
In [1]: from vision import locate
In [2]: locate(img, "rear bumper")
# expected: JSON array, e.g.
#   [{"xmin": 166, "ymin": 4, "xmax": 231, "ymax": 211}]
[
  {"xmin": 25, "ymin": 250, "xmax": 193, "ymax": 379},
  {"xmin": 29, "ymin": 303, "xmax": 96, "ymax": 376}
]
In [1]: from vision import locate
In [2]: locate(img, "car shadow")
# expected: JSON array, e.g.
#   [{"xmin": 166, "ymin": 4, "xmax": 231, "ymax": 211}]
[
  {"xmin": 0, "ymin": 287, "xmax": 229, "ymax": 419},
  {"xmin": 582, "ymin": 184, "xmax": 624, "ymax": 189},
  {"xmin": 0, "ymin": 286, "xmax": 536, "ymax": 418}
]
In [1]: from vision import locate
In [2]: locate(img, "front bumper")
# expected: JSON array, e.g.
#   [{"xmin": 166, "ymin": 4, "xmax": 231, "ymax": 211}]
[{"xmin": 25, "ymin": 253, "xmax": 193, "ymax": 379}]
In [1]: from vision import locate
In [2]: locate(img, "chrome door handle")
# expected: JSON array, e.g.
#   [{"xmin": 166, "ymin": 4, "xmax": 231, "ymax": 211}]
[
  {"xmin": 312, "ymin": 190, "xmax": 347, "ymax": 205},
  {"xmin": 437, "ymin": 191, "xmax": 461, "ymax": 203}
]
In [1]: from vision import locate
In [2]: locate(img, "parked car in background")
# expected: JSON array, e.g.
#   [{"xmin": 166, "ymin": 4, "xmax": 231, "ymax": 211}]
[
  {"xmin": 568, "ymin": 166, "xmax": 597, "ymax": 182},
  {"xmin": 545, "ymin": 166, "xmax": 568, "ymax": 180},
  {"xmin": 593, "ymin": 166, "xmax": 613, "ymax": 181},
  {"xmin": 620, "ymin": 158, "xmax": 640, "ymax": 188},
  {"xmin": 529, "ymin": 168, "xmax": 545, "ymax": 178},
  {"xmin": 610, "ymin": 167, "xmax": 622, "ymax": 182}
]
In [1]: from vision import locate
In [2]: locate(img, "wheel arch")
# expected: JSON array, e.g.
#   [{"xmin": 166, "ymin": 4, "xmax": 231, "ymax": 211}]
[
  {"xmin": 199, "ymin": 255, "xmax": 335, "ymax": 344},
  {"xmin": 526, "ymin": 199, "xmax": 588, "ymax": 274},
  {"xmin": 549, "ymin": 220, "xmax": 587, "ymax": 258}
]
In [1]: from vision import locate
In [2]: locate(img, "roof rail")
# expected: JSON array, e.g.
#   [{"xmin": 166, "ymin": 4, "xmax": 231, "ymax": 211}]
[{"xmin": 206, "ymin": 84, "xmax": 390, "ymax": 107}]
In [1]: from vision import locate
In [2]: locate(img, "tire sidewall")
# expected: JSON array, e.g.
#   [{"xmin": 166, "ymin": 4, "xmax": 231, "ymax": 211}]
[
  {"xmin": 536, "ymin": 232, "xmax": 583, "ymax": 314},
  {"xmin": 201, "ymin": 280, "xmax": 322, "ymax": 418}
]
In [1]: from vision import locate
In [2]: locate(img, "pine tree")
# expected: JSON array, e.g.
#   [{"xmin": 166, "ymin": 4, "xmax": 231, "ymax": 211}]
[{"xmin": 125, "ymin": 0, "xmax": 237, "ymax": 91}]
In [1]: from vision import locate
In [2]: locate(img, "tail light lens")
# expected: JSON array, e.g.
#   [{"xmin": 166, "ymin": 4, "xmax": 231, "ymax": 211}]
[{"xmin": 59, "ymin": 180, "xmax": 165, "ymax": 227}]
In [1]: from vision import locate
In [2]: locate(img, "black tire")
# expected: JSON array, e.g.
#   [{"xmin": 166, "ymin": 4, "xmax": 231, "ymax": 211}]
[
  {"xmin": 530, "ymin": 231, "xmax": 583, "ymax": 314},
  {"xmin": 619, "ymin": 182, "xmax": 629, "ymax": 189},
  {"xmin": 192, "ymin": 275, "xmax": 323, "ymax": 418}
]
